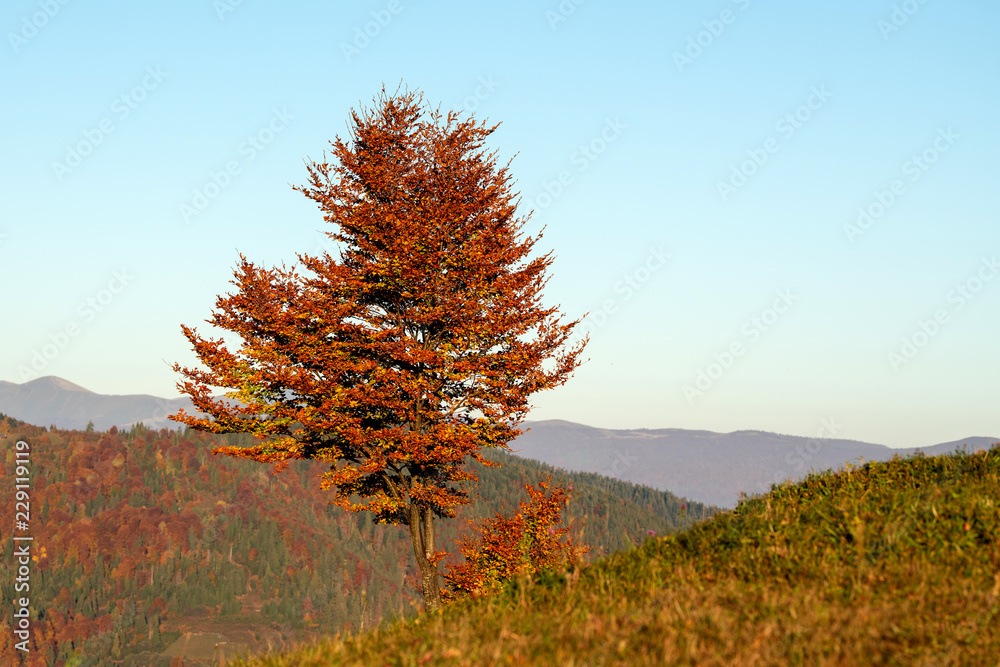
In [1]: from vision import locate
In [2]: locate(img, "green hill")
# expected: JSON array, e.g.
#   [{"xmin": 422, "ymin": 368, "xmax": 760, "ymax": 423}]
[
  {"xmin": 228, "ymin": 444, "xmax": 1000, "ymax": 666},
  {"xmin": 0, "ymin": 417, "xmax": 713, "ymax": 666}
]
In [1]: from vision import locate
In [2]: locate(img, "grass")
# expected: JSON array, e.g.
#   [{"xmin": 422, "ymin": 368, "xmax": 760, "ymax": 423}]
[{"xmin": 230, "ymin": 446, "xmax": 1000, "ymax": 665}]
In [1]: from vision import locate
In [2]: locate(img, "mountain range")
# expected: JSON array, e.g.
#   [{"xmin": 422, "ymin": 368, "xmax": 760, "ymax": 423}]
[
  {"xmin": 509, "ymin": 420, "xmax": 999, "ymax": 507},
  {"xmin": 0, "ymin": 418, "xmax": 708, "ymax": 664},
  {"xmin": 0, "ymin": 376, "xmax": 192, "ymax": 431},
  {"xmin": 2, "ymin": 376, "xmax": 996, "ymax": 507}
]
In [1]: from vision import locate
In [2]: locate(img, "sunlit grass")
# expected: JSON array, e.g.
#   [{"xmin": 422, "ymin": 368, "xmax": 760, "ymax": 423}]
[{"xmin": 231, "ymin": 446, "xmax": 1000, "ymax": 665}]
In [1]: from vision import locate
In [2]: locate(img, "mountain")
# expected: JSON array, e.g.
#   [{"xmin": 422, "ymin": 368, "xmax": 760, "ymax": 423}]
[
  {"xmin": 0, "ymin": 418, "xmax": 713, "ymax": 666},
  {"xmin": 2, "ymin": 377, "xmax": 996, "ymax": 508},
  {"xmin": 0, "ymin": 376, "xmax": 194, "ymax": 431},
  {"xmin": 510, "ymin": 420, "xmax": 999, "ymax": 508},
  {"xmin": 255, "ymin": 444, "xmax": 1000, "ymax": 665}
]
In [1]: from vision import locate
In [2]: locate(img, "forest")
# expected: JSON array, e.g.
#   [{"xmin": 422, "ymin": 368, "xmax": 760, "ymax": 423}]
[{"xmin": 0, "ymin": 415, "xmax": 715, "ymax": 666}]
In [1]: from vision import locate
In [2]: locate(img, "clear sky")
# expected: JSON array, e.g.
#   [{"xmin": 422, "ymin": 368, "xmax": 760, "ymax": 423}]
[{"xmin": 3, "ymin": 0, "xmax": 998, "ymax": 448}]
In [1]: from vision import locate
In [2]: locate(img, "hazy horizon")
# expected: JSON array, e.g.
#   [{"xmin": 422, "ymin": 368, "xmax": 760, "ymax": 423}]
[
  {"xmin": 3, "ymin": 374, "xmax": 997, "ymax": 452},
  {"xmin": 3, "ymin": 1, "xmax": 998, "ymax": 448}
]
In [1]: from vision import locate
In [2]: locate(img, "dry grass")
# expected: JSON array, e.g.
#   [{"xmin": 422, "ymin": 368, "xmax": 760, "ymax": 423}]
[{"xmin": 230, "ymin": 446, "xmax": 1000, "ymax": 666}]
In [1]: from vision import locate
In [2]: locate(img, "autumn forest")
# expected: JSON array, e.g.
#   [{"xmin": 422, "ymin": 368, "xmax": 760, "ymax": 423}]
[{"xmin": 0, "ymin": 415, "xmax": 711, "ymax": 665}]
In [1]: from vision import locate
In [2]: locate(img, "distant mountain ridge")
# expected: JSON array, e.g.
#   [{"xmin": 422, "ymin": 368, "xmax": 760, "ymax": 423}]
[
  {"xmin": 0, "ymin": 376, "xmax": 193, "ymax": 431},
  {"xmin": 0, "ymin": 421, "xmax": 709, "ymax": 663},
  {"xmin": 510, "ymin": 420, "xmax": 999, "ymax": 508},
  {"xmin": 2, "ymin": 377, "xmax": 996, "ymax": 508}
]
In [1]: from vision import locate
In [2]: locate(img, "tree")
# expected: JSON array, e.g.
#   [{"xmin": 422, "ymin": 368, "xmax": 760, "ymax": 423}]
[
  {"xmin": 170, "ymin": 85, "xmax": 586, "ymax": 611},
  {"xmin": 442, "ymin": 476, "xmax": 589, "ymax": 603}
]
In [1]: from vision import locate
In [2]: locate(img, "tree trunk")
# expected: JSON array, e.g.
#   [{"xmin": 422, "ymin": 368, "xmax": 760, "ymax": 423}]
[{"xmin": 408, "ymin": 503, "xmax": 442, "ymax": 611}]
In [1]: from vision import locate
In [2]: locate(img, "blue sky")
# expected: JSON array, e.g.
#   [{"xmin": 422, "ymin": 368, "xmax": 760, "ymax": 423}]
[{"xmin": 2, "ymin": 0, "xmax": 998, "ymax": 447}]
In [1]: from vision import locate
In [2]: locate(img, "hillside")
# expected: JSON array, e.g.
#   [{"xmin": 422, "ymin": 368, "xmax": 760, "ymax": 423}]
[
  {"xmin": 4, "ymin": 378, "xmax": 996, "ymax": 509},
  {"xmin": 512, "ymin": 420, "xmax": 999, "ymax": 507},
  {"xmin": 0, "ymin": 376, "xmax": 193, "ymax": 432},
  {"xmin": 232, "ymin": 443, "xmax": 1000, "ymax": 665},
  {"xmin": 0, "ymin": 418, "xmax": 713, "ymax": 666}
]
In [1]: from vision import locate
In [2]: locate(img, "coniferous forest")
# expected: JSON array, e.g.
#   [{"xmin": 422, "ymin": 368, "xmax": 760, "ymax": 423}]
[{"xmin": 0, "ymin": 416, "xmax": 714, "ymax": 666}]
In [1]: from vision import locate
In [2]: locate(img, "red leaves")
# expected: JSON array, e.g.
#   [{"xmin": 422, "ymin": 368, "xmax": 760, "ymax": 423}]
[
  {"xmin": 170, "ymin": 85, "xmax": 586, "ymax": 608},
  {"xmin": 442, "ymin": 477, "xmax": 590, "ymax": 602}
]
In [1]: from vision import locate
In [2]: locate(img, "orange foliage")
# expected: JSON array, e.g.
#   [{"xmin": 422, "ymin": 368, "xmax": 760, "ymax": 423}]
[
  {"xmin": 442, "ymin": 476, "xmax": 589, "ymax": 602},
  {"xmin": 169, "ymin": 86, "xmax": 586, "ymax": 609}
]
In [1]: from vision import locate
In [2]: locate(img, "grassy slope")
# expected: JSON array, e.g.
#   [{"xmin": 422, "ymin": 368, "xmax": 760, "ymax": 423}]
[
  {"xmin": 0, "ymin": 419, "xmax": 715, "ymax": 665},
  {"xmin": 231, "ymin": 445, "xmax": 1000, "ymax": 666}
]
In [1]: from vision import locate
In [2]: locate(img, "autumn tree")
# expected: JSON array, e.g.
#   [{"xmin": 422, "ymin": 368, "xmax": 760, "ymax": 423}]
[
  {"xmin": 170, "ymin": 86, "xmax": 586, "ymax": 611},
  {"xmin": 442, "ymin": 477, "xmax": 589, "ymax": 603}
]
